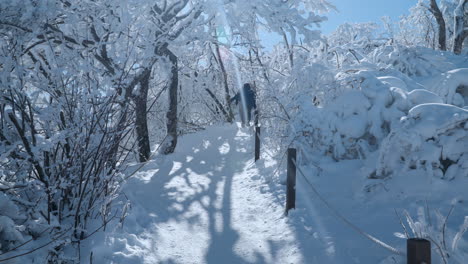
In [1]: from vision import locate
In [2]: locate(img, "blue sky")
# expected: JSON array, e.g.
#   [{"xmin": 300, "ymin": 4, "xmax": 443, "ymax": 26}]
[
  {"xmin": 320, "ymin": 0, "xmax": 417, "ymax": 34},
  {"xmin": 257, "ymin": 0, "xmax": 419, "ymax": 49}
]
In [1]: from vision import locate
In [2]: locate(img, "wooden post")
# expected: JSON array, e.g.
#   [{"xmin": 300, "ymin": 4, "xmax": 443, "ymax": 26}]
[
  {"xmin": 285, "ymin": 148, "xmax": 296, "ymax": 215},
  {"xmin": 407, "ymin": 238, "xmax": 431, "ymax": 264},
  {"xmin": 254, "ymin": 109, "xmax": 259, "ymax": 127},
  {"xmin": 255, "ymin": 126, "xmax": 260, "ymax": 162}
]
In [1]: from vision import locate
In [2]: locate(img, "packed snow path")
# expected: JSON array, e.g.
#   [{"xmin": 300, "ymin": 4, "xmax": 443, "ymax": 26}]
[
  {"xmin": 93, "ymin": 124, "xmax": 448, "ymax": 264},
  {"xmin": 102, "ymin": 125, "xmax": 312, "ymax": 263}
]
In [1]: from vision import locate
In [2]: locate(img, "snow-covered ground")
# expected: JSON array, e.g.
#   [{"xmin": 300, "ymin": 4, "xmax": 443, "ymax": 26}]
[
  {"xmin": 90, "ymin": 125, "xmax": 309, "ymax": 263},
  {"xmin": 86, "ymin": 123, "xmax": 468, "ymax": 263},
  {"xmin": 3, "ymin": 2, "xmax": 468, "ymax": 263}
]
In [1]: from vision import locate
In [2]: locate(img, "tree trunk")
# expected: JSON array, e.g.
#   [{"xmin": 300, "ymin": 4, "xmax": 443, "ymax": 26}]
[
  {"xmin": 429, "ymin": 0, "xmax": 447, "ymax": 51},
  {"xmin": 106, "ymin": 71, "xmax": 147, "ymax": 167},
  {"xmin": 453, "ymin": 0, "xmax": 468, "ymax": 54},
  {"xmin": 134, "ymin": 69, "xmax": 151, "ymax": 162},
  {"xmin": 214, "ymin": 42, "xmax": 234, "ymax": 123},
  {"xmin": 159, "ymin": 45, "xmax": 178, "ymax": 155}
]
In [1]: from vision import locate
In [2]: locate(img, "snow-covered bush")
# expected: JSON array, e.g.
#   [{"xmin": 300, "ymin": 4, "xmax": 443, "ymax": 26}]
[
  {"xmin": 282, "ymin": 21, "xmax": 465, "ymax": 165},
  {"xmin": 0, "ymin": 2, "xmax": 131, "ymax": 260},
  {"xmin": 0, "ymin": 84, "xmax": 129, "ymax": 261},
  {"xmin": 286, "ymin": 63, "xmax": 467, "ymax": 177},
  {"xmin": 0, "ymin": 193, "xmax": 24, "ymax": 253},
  {"xmin": 326, "ymin": 22, "xmax": 383, "ymax": 69},
  {"xmin": 289, "ymin": 69, "xmax": 416, "ymax": 160},
  {"xmin": 396, "ymin": 0, "xmax": 439, "ymax": 49},
  {"xmin": 376, "ymin": 103, "xmax": 468, "ymax": 179},
  {"xmin": 395, "ymin": 205, "xmax": 468, "ymax": 263},
  {"xmin": 427, "ymin": 68, "xmax": 468, "ymax": 107},
  {"xmin": 371, "ymin": 45, "xmax": 455, "ymax": 77},
  {"xmin": 260, "ymin": 45, "xmax": 336, "ymax": 157}
]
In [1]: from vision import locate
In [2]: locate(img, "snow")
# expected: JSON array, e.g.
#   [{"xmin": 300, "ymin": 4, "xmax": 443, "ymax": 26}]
[
  {"xmin": 86, "ymin": 123, "xmax": 468, "ymax": 264},
  {"xmin": 91, "ymin": 125, "xmax": 306, "ymax": 263},
  {"xmin": 376, "ymin": 103, "xmax": 467, "ymax": 180},
  {"xmin": 407, "ymin": 89, "xmax": 444, "ymax": 105},
  {"xmin": 377, "ymin": 76, "xmax": 408, "ymax": 91},
  {"xmin": 427, "ymin": 68, "xmax": 468, "ymax": 107},
  {"xmin": 3, "ymin": 2, "xmax": 468, "ymax": 262},
  {"xmin": 407, "ymin": 103, "xmax": 468, "ymax": 138},
  {"xmin": 0, "ymin": 216, "xmax": 24, "ymax": 251},
  {"xmin": 75, "ymin": 49, "xmax": 468, "ymax": 263}
]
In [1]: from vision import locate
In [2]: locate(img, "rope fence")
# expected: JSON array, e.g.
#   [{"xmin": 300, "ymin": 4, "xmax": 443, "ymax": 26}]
[
  {"xmin": 281, "ymin": 147, "xmax": 435, "ymax": 263},
  {"xmin": 290, "ymin": 154, "xmax": 405, "ymax": 256},
  {"xmin": 252, "ymin": 136, "xmax": 432, "ymax": 263}
]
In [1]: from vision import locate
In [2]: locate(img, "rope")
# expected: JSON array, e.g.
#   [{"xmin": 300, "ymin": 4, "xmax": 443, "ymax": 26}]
[{"xmin": 291, "ymin": 158, "xmax": 406, "ymax": 256}]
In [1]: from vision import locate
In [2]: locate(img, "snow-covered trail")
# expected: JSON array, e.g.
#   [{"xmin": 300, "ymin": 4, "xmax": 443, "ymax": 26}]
[
  {"xmin": 96, "ymin": 124, "xmax": 320, "ymax": 264},
  {"xmin": 89, "ymin": 124, "xmax": 449, "ymax": 264}
]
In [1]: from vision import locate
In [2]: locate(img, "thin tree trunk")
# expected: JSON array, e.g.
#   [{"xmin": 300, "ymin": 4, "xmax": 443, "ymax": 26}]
[
  {"xmin": 453, "ymin": 0, "xmax": 468, "ymax": 54},
  {"xmin": 107, "ymin": 71, "xmax": 146, "ymax": 167},
  {"xmin": 134, "ymin": 69, "xmax": 151, "ymax": 162},
  {"xmin": 429, "ymin": 0, "xmax": 447, "ymax": 51},
  {"xmin": 159, "ymin": 45, "xmax": 179, "ymax": 154},
  {"xmin": 213, "ymin": 42, "xmax": 234, "ymax": 123}
]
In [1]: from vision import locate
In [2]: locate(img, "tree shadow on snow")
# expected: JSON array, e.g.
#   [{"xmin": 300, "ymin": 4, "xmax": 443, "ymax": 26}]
[{"xmin": 121, "ymin": 125, "xmax": 282, "ymax": 263}]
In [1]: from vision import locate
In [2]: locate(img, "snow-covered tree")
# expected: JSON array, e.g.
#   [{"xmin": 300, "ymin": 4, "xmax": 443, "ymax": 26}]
[
  {"xmin": 429, "ymin": 0, "xmax": 448, "ymax": 50},
  {"xmin": 398, "ymin": 0, "xmax": 439, "ymax": 49},
  {"xmin": 397, "ymin": 0, "xmax": 467, "ymax": 54},
  {"xmin": 453, "ymin": 0, "xmax": 468, "ymax": 54}
]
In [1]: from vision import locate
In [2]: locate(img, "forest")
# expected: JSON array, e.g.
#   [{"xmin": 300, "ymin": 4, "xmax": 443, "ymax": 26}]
[{"xmin": 0, "ymin": 0, "xmax": 467, "ymax": 263}]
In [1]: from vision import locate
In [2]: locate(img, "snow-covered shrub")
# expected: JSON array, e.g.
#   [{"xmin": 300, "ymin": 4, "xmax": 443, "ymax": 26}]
[
  {"xmin": 0, "ymin": 193, "xmax": 24, "ymax": 253},
  {"xmin": 0, "ymin": 85, "xmax": 128, "ymax": 261},
  {"xmin": 371, "ymin": 45, "xmax": 455, "ymax": 77},
  {"xmin": 328, "ymin": 22, "xmax": 379, "ymax": 49},
  {"xmin": 326, "ymin": 22, "xmax": 384, "ymax": 69},
  {"xmin": 376, "ymin": 103, "xmax": 468, "ymax": 179},
  {"xmin": 0, "ymin": 0, "xmax": 57, "ymax": 31},
  {"xmin": 396, "ymin": 0, "xmax": 439, "ymax": 49},
  {"xmin": 395, "ymin": 205, "xmax": 468, "ymax": 263},
  {"xmin": 286, "ymin": 60, "xmax": 468, "ymax": 169},
  {"xmin": 0, "ymin": 4, "xmax": 130, "ymax": 259},
  {"xmin": 427, "ymin": 68, "xmax": 468, "ymax": 107},
  {"xmin": 406, "ymin": 89, "xmax": 444, "ymax": 105},
  {"xmin": 284, "ymin": 38, "xmax": 467, "ymax": 163},
  {"xmin": 257, "ymin": 42, "xmax": 337, "ymax": 157},
  {"xmin": 290, "ymin": 69, "xmax": 420, "ymax": 160}
]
